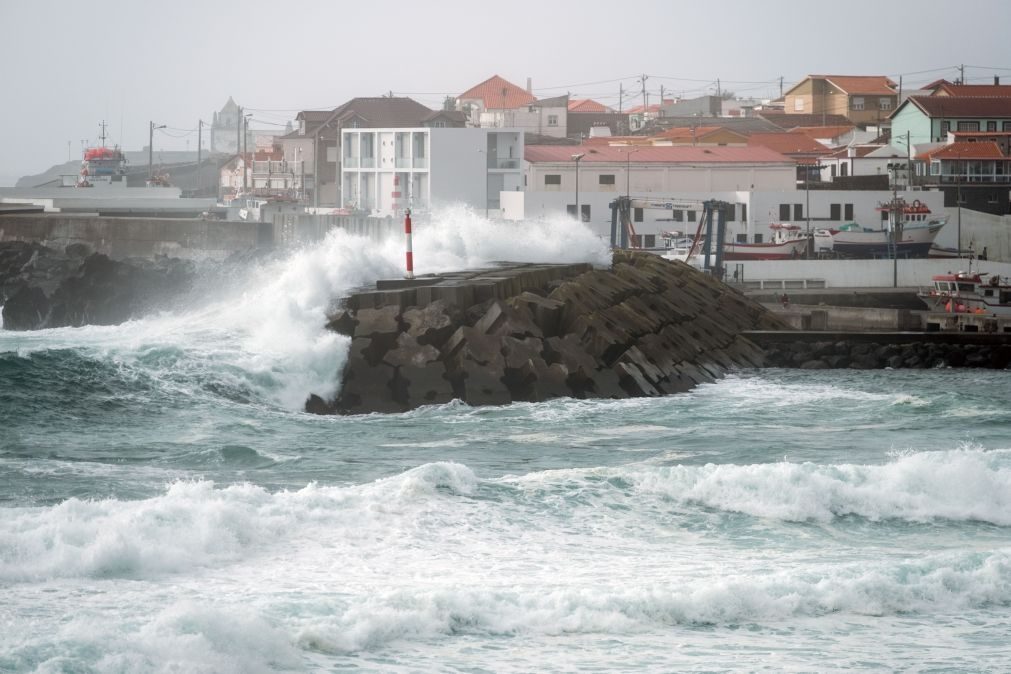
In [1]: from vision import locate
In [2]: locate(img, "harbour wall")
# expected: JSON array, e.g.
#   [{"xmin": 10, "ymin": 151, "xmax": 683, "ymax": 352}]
[{"xmin": 0, "ymin": 212, "xmax": 399, "ymax": 260}]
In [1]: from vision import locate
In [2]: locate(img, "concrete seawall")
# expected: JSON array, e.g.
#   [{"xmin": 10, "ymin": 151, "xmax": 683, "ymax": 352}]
[
  {"xmin": 0, "ymin": 214, "xmax": 267, "ymax": 260},
  {"xmin": 310, "ymin": 252, "xmax": 786, "ymax": 415}
]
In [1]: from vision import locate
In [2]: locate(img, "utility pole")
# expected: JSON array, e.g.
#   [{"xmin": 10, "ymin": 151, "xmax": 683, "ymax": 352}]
[
  {"xmin": 640, "ymin": 74, "xmax": 648, "ymax": 113},
  {"xmin": 779, "ymin": 76, "xmax": 784, "ymax": 98},
  {"xmin": 959, "ymin": 63, "xmax": 965, "ymax": 84},
  {"xmin": 148, "ymin": 121, "xmax": 165, "ymax": 179},
  {"xmin": 716, "ymin": 78, "xmax": 721, "ymax": 99},
  {"xmin": 236, "ymin": 106, "xmax": 242, "ymax": 155}
]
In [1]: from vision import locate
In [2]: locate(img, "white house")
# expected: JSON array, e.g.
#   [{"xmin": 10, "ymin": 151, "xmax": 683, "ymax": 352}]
[{"xmin": 341, "ymin": 127, "xmax": 523, "ymax": 216}]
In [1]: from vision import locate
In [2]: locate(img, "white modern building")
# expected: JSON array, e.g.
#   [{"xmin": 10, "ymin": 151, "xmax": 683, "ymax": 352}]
[{"xmin": 341, "ymin": 127, "xmax": 523, "ymax": 216}]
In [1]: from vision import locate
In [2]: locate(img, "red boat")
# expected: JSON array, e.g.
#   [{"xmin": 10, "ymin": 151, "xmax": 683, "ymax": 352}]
[{"xmin": 920, "ymin": 271, "xmax": 1011, "ymax": 316}]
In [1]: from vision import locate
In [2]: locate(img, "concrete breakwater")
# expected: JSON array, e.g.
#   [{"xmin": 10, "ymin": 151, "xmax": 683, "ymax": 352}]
[{"xmin": 309, "ymin": 252, "xmax": 786, "ymax": 415}]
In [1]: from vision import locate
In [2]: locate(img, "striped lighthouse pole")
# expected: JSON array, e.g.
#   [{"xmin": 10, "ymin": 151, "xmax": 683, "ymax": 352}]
[{"xmin": 404, "ymin": 208, "xmax": 414, "ymax": 279}]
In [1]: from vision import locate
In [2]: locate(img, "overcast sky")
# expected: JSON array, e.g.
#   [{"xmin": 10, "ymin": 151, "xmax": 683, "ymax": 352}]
[{"xmin": 2, "ymin": 0, "xmax": 1009, "ymax": 184}]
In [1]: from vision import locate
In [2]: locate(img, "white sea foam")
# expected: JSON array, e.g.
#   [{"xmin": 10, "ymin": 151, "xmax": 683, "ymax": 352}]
[
  {"xmin": 0, "ymin": 209, "xmax": 610, "ymax": 410},
  {"xmin": 627, "ymin": 448, "xmax": 1011, "ymax": 524},
  {"xmin": 0, "ymin": 462, "xmax": 479, "ymax": 582},
  {"xmin": 293, "ymin": 548, "xmax": 1011, "ymax": 653}
]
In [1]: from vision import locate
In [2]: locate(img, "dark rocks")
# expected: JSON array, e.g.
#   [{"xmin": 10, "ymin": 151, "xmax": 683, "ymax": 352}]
[
  {"xmin": 318, "ymin": 255, "xmax": 786, "ymax": 415},
  {"xmin": 762, "ymin": 339, "xmax": 1010, "ymax": 370},
  {"xmin": 1, "ymin": 241, "xmax": 196, "ymax": 330}
]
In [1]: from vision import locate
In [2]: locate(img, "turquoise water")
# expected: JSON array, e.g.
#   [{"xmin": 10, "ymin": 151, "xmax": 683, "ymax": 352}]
[{"xmin": 2, "ymin": 213, "xmax": 1010, "ymax": 672}]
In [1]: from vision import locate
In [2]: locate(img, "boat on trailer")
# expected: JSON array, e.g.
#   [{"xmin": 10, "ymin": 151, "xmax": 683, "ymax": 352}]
[{"xmin": 819, "ymin": 199, "xmax": 947, "ymax": 259}]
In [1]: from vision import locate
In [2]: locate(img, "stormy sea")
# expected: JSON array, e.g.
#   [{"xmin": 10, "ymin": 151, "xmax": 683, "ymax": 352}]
[{"xmin": 2, "ymin": 209, "xmax": 1009, "ymax": 672}]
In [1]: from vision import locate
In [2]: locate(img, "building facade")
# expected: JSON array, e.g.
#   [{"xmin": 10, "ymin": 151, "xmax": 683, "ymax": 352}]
[
  {"xmin": 783, "ymin": 76, "xmax": 898, "ymax": 126},
  {"xmin": 340, "ymin": 127, "xmax": 523, "ymax": 216}
]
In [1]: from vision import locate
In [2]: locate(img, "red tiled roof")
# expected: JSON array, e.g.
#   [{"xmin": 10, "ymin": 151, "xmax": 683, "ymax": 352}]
[
  {"xmin": 826, "ymin": 145, "xmax": 885, "ymax": 159},
  {"xmin": 458, "ymin": 75, "xmax": 535, "ymax": 109},
  {"xmin": 822, "ymin": 75, "xmax": 897, "ymax": 95},
  {"xmin": 905, "ymin": 96, "xmax": 1011, "ymax": 118},
  {"xmin": 921, "ymin": 141, "xmax": 1006, "ymax": 160},
  {"xmin": 934, "ymin": 83, "xmax": 1011, "ymax": 98},
  {"xmin": 525, "ymin": 144, "xmax": 795, "ymax": 164},
  {"xmin": 747, "ymin": 133, "xmax": 830, "ymax": 155},
  {"xmin": 659, "ymin": 125, "xmax": 720, "ymax": 139},
  {"xmin": 568, "ymin": 99, "xmax": 610, "ymax": 113},
  {"xmin": 788, "ymin": 125, "xmax": 855, "ymax": 140}
]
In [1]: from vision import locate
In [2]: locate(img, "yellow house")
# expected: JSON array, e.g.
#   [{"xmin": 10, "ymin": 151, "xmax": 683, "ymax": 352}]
[{"xmin": 784, "ymin": 75, "xmax": 897, "ymax": 126}]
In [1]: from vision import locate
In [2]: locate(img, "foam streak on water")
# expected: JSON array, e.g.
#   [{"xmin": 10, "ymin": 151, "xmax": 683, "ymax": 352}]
[{"xmin": 2, "ymin": 210, "xmax": 1010, "ymax": 671}]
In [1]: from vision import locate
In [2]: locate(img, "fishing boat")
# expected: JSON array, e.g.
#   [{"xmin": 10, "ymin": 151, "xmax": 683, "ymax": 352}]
[
  {"xmin": 75, "ymin": 146, "xmax": 129, "ymax": 187},
  {"xmin": 661, "ymin": 223, "xmax": 809, "ymax": 262},
  {"xmin": 920, "ymin": 270, "xmax": 1011, "ymax": 316},
  {"xmin": 817, "ymin": 199, "xmax": 947, "ymax": 259},
  {"xmin": 723, "ymin": 223, "xmax": 810, "ymax": 261}
]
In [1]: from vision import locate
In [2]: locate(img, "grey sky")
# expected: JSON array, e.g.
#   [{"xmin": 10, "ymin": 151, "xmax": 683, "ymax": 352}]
[{"xmin": 2, "ymin": 0, "xmax": 1009, "ymax": 184}]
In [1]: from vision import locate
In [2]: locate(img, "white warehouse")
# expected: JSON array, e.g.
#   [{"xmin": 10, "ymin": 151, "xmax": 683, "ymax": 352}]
[{"xmin": 341, "ymin": 127, "xmax": 523, "ymax": 216}]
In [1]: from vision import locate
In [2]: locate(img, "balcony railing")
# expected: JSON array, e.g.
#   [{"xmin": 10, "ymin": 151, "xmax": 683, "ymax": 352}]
[
  {"xmin": 933, "ymin": 174, "xmax": 1011, "ymax": 184},
  {"xmin": 344, "ymin": 156, "xmax": 359, "ymax": 168},
  {"xmin": 395, "ymin": 157, "xmax": 411, "ymax": 169},
  {"xmin": 412, "ymin": 157, "xmax": 428, "ymax": 169},
  {"xmin": 360, "ymin": 157, "xmax": 376, "ymax": 168}
]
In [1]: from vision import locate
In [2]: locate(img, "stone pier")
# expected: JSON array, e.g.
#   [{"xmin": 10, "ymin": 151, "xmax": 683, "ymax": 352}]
[{"xmin": 308, "ymin": 251, "xmax": 787, "ymax": 415}]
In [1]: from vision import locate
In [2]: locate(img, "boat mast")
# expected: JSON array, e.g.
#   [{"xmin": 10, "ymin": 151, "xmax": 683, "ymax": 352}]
[{"xmin": 98, "ymin": 120, "xmax": 109, "ymax": 148}]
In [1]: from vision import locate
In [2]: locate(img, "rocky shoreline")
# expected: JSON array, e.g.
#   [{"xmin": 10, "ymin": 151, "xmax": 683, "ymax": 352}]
[{"xmin": 0, "ymin": 241, "xmax": 196, "ymax": 330}]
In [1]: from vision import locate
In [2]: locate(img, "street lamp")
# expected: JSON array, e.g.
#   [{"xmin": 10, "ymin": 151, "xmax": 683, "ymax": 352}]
[
  {"xmin": 243, "ymin": 113, "xmax": 252, "ymax": 193},
  {"xmin": 571, "ymin": 152, "xmax": 585, "ymax": 221},
  {"xmin": 478, "ymin": 148, "xmax": 489, "ymax": 219},
  {"xmin": 623, "ymin": 146, "xmax": 639, "ymax": 200},
  {"xmin": 148, "ymin": 121, "xmax": 166, "ymax": 179}
]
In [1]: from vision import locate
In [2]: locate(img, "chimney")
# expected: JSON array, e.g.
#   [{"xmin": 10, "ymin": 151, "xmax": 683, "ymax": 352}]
[
  {"xmin": 996, "ymin": 76, "xmax": 1001, "ymax": 86},
  {"xmin": 527, "ymin": 77, "xmax": 532, "ymax": 93}
]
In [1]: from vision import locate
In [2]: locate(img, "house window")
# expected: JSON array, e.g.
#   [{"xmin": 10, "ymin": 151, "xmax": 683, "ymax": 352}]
[
  {"xmin": 545, "ymin": 174, "xmax": 561, "ymax": 185},
  {"xmin": 987, "ymin": 121, "xmax": 998, "ymax": 131},
  {"xmin": 841, "ymin": 163, "xmax": 848, "ymax": 177},
  {"xmin": 880, "ymin": 98, "xmax": 893, "ymax": 111},
  {"xmin": 581, "ymin": 204, "xmax": 590, "ymax": 222},
  {"xmin": 852, "ymin": 97, "xmax": 865, "ymax": 111},
  {"xmin": 1004, "ymin": 122, "xmax": 1011, "ymax": 131},
  {"xmin": 941, "ymin": 121, "xmax": 951, "ymax": 136},
  {"xmin": 726, "ymin": 204, "xmax": 736, "ymax": 221},
  {"xmin": 930, "ymin": 161, "xmax": 940, "ymax": 175},
  {"xmin": 794, "ymin": 204, "xmax": 803, "ymax": 220},
  {"xmin": 548, "ymin": 115, "xmax": 559, "ymax": 127},
  {"xmin": 957, "ymin": 121, "xmax": 980, "ymax": 132},
  {"xmin": 599, "ymin": 174, "xmax": 616, "ymax": 185},
  {"xmin": 844, "ymin": 204, "xmax": 854, "ymax": 220},
  {"xmin": 754, "ymin": 233, "xmax": 763, "ymax": 243},
  {"xmin": 737, "ymin": 233, "xmax": 747, "ymax": 243},
  {"xmin": 634, "ymin": 207, "xmax": 643, "ymax": 222},
  {"xmin": 830, "ymin": 204, "xmax": 841, "ymax": 220},
  {"xmin": 741, "ymin": 204, "xmax": 747, "ymax": 222},
  {"xmin": 794, "ymin": 98, "xmax": 804, "ymax": 112},
  {"xmin": 687, "ymin": 210, "xmax": 696, "ymax": 222},
  {"xmin": 672, "ymin": 210, "xmax": 683, "ymax": 222},
  {"xmin": 644, "ymin": 234, "xmax": 656, "ymax": 248},
  {"xmin": 779, "ymin": 204, "xmax": 790, "ymax": 220},
  {"xmin": 881, "ymin": 209, "xmax": 889, "ymax": 222}
]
